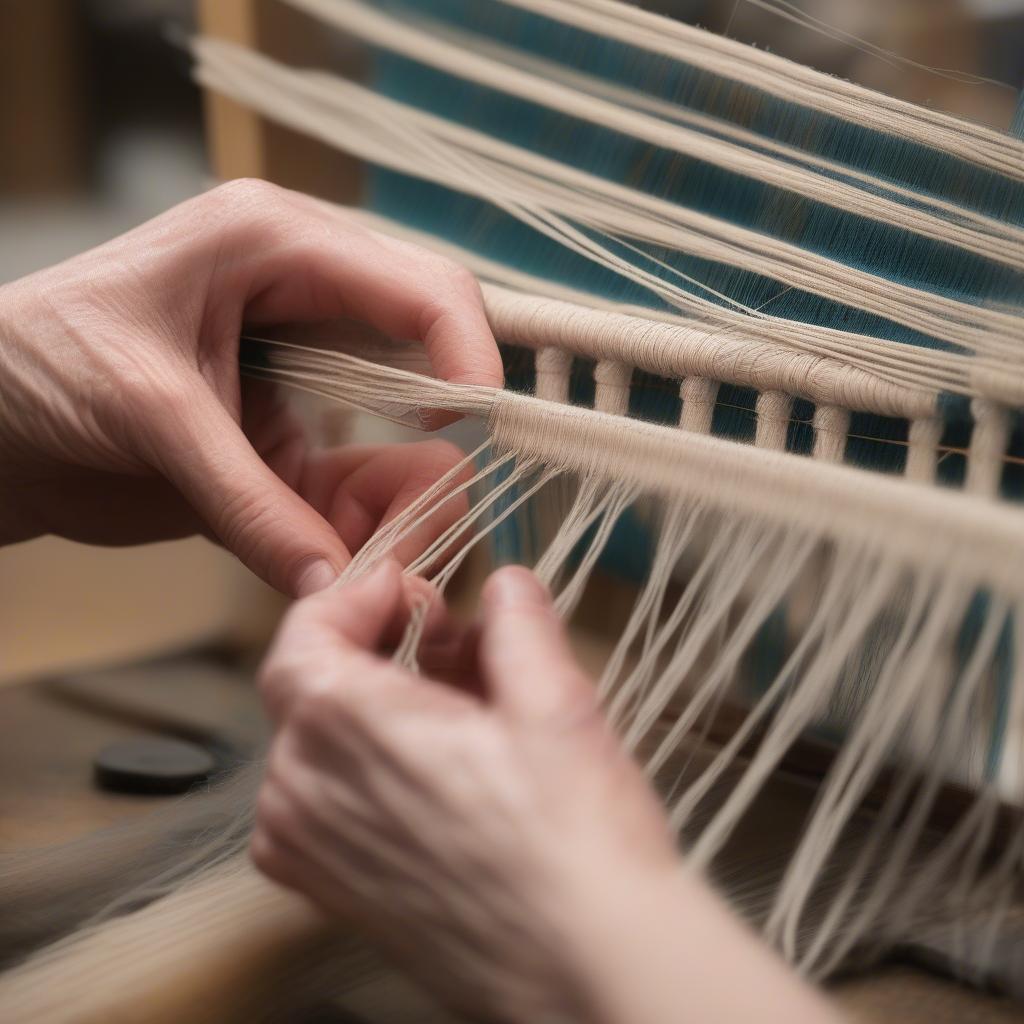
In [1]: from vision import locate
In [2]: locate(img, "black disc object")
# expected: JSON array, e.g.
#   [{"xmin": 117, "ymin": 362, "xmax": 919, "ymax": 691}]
[{"xmin": 93, "ymin": 737, "xmax": 216, "ymax": 795}]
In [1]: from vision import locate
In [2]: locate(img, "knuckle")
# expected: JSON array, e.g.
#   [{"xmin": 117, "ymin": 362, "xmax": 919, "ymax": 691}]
[
  {"xmin": 260, "ymin": 643, "xmax": 382, "ymax": 732},
  {"xmin": 211, "ymin": 176, "xmax": 280, "ymax": 211},
  {"xmin": 214, "ymin": 491, "xmax": 265, "ymax": 562},
  {"xmin": 203, "ymin": 179, "xmax": 300, "ymax": 250},
  {"xmin": 418, "ymin": 251, "xmax": 466, "ymax": 282},
  {"xmin": 255, "ymin": 657, "xmax": 301, "ymax": 717},
  {"xmin": 268, "ymin": 598, "xmax": 320, "ymax": 655},
  {"xmin": 289, "ymin": 677, "xmax": 349, "ymax": 736},
  {"xmin": 259, "ymin": 649, "xmax": 343, "ymax": 728},
  {"xmin": 249, "ymin": 827, "xmax": 292, "ymax": 885},
  {"xmin": 415, "ymin": 263, "xmax": 481, "ymax": 315},
  {"xmin": 248, "ymin": 829, "xmax": 276, "ymax": 873},
  {"xmin": 215, "ymin": 495, "xmax": 299, "ymax": 579},
  {"xmin": 446, "ymin": 261, "xmax": 479, "ymax": 293},
  {"xmin": 458, "ymin": 718, "xmax": 506, "ymax": 764},
  {"xmin": 255, "ymin": 781, "xmax": 300, "ymax": 841}
]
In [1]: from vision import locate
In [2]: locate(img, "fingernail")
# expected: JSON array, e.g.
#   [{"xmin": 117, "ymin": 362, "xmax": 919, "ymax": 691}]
[
  {"xmin": 484, "ymin": 566, "xmax": 549, "ymax": 609},
  {"xmin": 295, "ymin": 557, "xmax": 338, "ymax": 597}
]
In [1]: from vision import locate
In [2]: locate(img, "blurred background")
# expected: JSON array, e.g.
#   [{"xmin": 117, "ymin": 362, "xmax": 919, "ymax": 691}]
[
  {"xmin": 0, "ymin": 0, "xmax": 280, "ymax": 687},
  {"xmin": 1, "ymin": 0, "xmax": 1022, "ymax": 686}
]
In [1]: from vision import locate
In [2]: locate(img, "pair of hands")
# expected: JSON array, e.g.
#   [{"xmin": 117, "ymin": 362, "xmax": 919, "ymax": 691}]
[
  {"xmin": 0, "ymin": 180, "xmax": 837, "ymax": 1022},
  {"xmin": 0, "ymin": 179, "xmax": 678, "ymax": 1016}
]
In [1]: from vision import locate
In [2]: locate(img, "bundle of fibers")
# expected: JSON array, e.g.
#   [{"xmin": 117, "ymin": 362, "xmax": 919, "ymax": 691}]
[{"xmin": 3, "ymin": 1, "xmax": 1024, "ymax": 1020}]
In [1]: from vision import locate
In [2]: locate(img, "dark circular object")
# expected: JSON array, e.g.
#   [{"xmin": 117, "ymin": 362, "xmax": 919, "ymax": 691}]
[{"xmin": 93, "ymin": 737, "xmax": 216, "ymax": 795}]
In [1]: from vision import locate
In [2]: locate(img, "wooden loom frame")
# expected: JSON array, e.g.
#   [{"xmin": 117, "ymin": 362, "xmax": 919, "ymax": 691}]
[{"xmin": 198, "ymin": 0, "xmax": 363, "ymax": 199}]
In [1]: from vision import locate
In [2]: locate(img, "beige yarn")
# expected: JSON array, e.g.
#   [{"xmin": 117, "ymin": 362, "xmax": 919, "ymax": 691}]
[
  {"xmin": 501, "ymin": 0, "xmax": 1024, "ymax": 181},
  {"xmin": 191, "ymin": 38, "xmax": 1024, "ymax": 408}
]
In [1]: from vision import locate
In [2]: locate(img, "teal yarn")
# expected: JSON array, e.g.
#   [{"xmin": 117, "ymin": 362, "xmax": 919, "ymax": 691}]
[{"xmin": 360, "ymin": 3, "xmax": 1023, "ymax": 736}]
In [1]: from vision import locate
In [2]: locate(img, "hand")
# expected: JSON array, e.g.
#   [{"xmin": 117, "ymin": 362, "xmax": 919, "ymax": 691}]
[
  {"xmin": 252, "ymin": 563, "xmax": 845, "ymax": 1024},
  {"xmin": 252, "ymin": 562, "xmax": 679, "ymax": 1021},
  {"xmin": 0, "ymin": 179, "xmax": 502, "ymax": 594}
]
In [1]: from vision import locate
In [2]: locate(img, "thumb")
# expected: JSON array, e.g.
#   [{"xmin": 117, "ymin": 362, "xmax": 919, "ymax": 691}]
[
  {"xmin": 145, "ymin": 386, "xmax": 351, "ymax": 596},
  {"xmin": 479, "ymin": 566, "xmax": 598, "ymax": 725}
]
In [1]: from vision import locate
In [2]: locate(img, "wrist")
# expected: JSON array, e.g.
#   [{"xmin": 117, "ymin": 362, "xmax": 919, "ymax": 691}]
[
  {"xmin": 545, "ymin": 859, "xmax": 699, "ymax": 1024},
  {"xmin": 550, "ymin": 860, "xmax": 841, "ymax": 1024}
]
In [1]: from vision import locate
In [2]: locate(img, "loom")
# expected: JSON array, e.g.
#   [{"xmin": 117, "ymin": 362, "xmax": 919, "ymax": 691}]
[{"xmin": 1, "ymin": 1, "xmax": 1023, "ymax": 1020}]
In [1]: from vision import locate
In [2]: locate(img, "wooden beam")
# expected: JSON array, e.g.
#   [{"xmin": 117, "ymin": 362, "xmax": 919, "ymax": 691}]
[
  {"xmin": 197, "ymin": 0, "xmax": 269, "ymax": 180},
  {"xmin": 197, "ymin": 0, "xmax": 363, "ymax": 202}
]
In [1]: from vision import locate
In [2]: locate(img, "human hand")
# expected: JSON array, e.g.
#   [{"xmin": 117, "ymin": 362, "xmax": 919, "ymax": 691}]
[
  {"xmin": 252, "ymin": 562, "xmax": 679, "ymax": 1021},
  {"xmin": 0, "ymin": 179, "xmax": 502, "ymax": 594},
  {"xmin": 252, "ymin": 563, "xmax": 846, "ymax": 1024}
]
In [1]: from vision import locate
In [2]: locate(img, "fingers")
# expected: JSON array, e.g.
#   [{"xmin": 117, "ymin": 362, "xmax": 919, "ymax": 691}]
[
  {"xmin": 417, "ymin": 614, "xmax": 484, "ymax": 695},
  {"xmin": 303, "ymin": 560, "xmax": 410, "ymax": 647},
  {"xmin": 148, "ymin": 373, "xmax": 468, "ymax": 593},
  {"xmin": 145, "ymin": 383, "xmax": 351, "ymax": 597},
  {"xmin": 251, "ymin": 766, "xmax": 343, "ymax": 907},
  {"xmin": 258, "ymin": 562, "xmax": 408, "ymax": 724},
  {"xmin": 214, "ymin": 181, "xmax": 503, "ymax": 392},
  {"xmin": 312, "ymin": 202, "xmax": 505, "ymax": 392},
  {"xmin": 302, "ymin": 440, "xmax": 473, "ymax": 568},
  {"xmin": 478, "ymin": 566, "xmax": 598, "ymax": 726}
]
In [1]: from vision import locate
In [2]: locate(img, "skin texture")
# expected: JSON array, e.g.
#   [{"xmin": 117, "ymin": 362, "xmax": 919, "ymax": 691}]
[
  {"xmin": 254, "ymin": 563, "xmax": 844, "ymax": 1024},
  {"xmin": 0, "ymin": 179, "xmax": 502, "ymax": 595}
]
